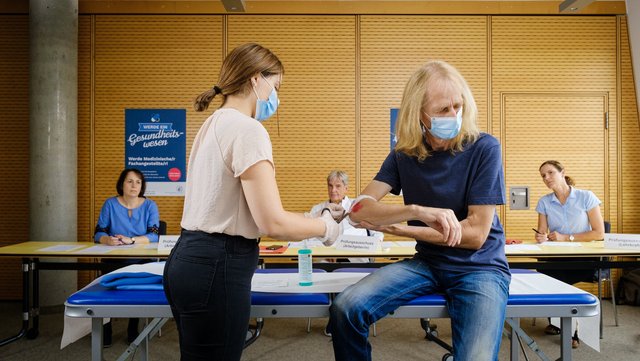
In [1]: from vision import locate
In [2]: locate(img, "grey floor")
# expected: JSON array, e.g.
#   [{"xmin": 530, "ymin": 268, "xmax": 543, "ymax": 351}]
[{"xmin": 1, "ymin": 300, "xmax": 639, "ymax": 360}]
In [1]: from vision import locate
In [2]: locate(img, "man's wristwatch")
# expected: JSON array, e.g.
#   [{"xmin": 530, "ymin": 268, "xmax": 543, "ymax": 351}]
[
  {"xmin": 569, "ymin": 234, "xmax": 575, "ymax": 242},
  {"xmin": 131, "ymin": 237, "xmax": 136, "ymax": 244}
]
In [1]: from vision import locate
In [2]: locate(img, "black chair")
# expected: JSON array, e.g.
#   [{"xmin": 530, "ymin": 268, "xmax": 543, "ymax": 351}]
[{"xmin": 159, "ymin": 220, "xmax": 167, "ymax": 236}]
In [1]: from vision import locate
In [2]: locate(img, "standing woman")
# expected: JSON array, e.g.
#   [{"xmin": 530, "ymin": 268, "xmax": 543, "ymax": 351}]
[
  {"xmin": 163, "ymin": 43, "xmax": 340, "ymax": 361},
  {"xmin": 535, "ymin": 160, "xmax": 605, "ymax": 348}
]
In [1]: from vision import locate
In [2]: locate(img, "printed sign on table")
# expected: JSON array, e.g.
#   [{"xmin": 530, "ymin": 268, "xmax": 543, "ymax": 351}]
[
  {"xmin": 125, "ymin": 109, "xmax": 186, "ymax": 196},
  {"xmin": 334, "ymin": 234, "xmax": 381, "ymax": 253},
  {"xmin": 604, "ymin": 233, "xmax": 640, "ymax": 250},
  {"xmin": 158, "ymin": 235, "xmax": 180, "ymax": 253}
]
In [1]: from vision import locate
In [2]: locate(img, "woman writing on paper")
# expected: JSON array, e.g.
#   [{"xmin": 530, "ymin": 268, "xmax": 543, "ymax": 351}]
[
  {"xmin": 535, "ymin": 160, "xmax": 605, "ymax": 348},
  {"xmin": 94, "ymin": 168, "xmax": 160, "ymax": 346}
]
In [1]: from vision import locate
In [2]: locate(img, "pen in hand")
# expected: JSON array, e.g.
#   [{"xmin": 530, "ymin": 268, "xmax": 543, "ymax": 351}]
[{"xmin": 532, "ymin": 228, "xmax": 548, "ymax": 243}]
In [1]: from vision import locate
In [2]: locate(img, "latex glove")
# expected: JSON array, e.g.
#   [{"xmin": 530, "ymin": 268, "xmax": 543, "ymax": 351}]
[
  {"xmin": 322, "ymin": 203, "xmax": 346, "ymax": 222},
  {"xmin": 319, "ymin": 211, "xmax": 341, "ymax": 246},
  {"xmin": 347, "ymin": 194, "xmax": 377, "ymax": 226}
]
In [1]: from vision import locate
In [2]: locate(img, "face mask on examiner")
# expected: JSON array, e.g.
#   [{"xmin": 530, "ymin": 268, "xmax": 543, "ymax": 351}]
[{"xmin": 252, "ymin": 74, "xmax": 280, "ymax": 122}]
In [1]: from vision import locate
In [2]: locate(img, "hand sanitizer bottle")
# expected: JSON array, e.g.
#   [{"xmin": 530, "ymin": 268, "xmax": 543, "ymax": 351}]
[{"xmin": 298, "ymin": 241, "xmax": 313, "ymax": 286}]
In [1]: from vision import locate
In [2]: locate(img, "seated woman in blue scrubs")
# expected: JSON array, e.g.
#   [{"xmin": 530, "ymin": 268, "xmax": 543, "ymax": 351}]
[
  {"xmin": 535, "ymin": 160, "xmax": 604, "ymax": 348},
  {"xmin": 94, "ymin": 168, "xmax": 160, "ymax": 347}
]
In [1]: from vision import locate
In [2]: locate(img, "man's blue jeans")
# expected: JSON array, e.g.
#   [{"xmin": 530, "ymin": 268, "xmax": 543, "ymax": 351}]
[{"xmin": 328, "ymin": 258, "xmax": 511, "ymax": 361}]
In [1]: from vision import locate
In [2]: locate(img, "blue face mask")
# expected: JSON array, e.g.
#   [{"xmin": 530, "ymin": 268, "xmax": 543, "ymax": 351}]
[
  {"xmin": 253, "ymin": 75, "xmax": 279, "ymax": 122},
  {"xmin": 426, "ymin": 108, "xmax": 463, "ymax": 140}
]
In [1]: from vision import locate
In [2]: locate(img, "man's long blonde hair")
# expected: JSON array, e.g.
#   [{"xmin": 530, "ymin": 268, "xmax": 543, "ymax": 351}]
[{"xmin": 395, "ymin": 61, "xmax": 479, "ymax": 161}]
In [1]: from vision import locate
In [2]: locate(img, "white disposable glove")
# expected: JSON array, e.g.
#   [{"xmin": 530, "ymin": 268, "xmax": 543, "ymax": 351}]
[
  {"xmin": 319, "ymin": 211, "xmax": 341, "ymax": 246},
  {"xmin": 322, "ymin": 203, "xmax": 346, "ymax": 222}
]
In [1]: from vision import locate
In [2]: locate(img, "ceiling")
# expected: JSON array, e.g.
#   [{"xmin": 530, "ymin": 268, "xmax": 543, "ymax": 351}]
[{"xmin": 0, "ymin": 0, "xmax": 627, "ymax": 15}]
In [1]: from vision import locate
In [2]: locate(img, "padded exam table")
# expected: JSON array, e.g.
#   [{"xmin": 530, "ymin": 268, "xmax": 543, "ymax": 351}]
[{"xmin": 65, "ymin": 267, "xmax": 598, "ymax": 361}]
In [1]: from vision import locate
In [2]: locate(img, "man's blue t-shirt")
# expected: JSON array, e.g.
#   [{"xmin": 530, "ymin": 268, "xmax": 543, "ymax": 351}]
[{"xmin": 374, "ymin": 133, "xmax": 509, "ymax": 275}]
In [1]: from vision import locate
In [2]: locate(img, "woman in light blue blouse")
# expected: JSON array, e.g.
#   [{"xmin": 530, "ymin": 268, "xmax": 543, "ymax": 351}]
[
  {"xmin": 94, "ymin": 168, "xmax": 160, "ymax": 347},
  {"xmin": 535, "ymin": 160, "xmax": 604, "ymax": 348}
]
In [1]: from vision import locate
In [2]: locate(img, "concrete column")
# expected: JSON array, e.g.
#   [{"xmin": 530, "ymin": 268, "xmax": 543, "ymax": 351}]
[{"xmin": 29, "ymin": 0, "xmax": 78, "ymax": 306}]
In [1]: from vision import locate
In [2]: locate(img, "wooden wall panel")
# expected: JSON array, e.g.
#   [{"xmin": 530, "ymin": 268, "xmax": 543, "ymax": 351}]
[
  {"xmin": 0, "ymin": 15, "xmax": 29, "ymax": 299},
  {"xmin": 492, "ymin": 17, "xmax": 617, "ymax": 240},
  {"xmin": 227, "ymin": 15, "xmax": 357, "ymax": 212},
  {"xmin": 359, "ymin": 16, "xmax": 488, "ymax": 211},
  {"xmin": 91, "ymin": 15, "xmax": 223, "ymax": 237},
  {"xmin": 502, "ymin": 93, "xmax": 607, "ymax": 241},
  {"xmin": 620, "ymin": 17, "xmax": 640, "ymax": 234}
]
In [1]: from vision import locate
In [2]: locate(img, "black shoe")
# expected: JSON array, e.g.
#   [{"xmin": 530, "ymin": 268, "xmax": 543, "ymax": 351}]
[
  {"xmin": 572, "ymin": 330, "xmax": 580, "ymax": 349},
  {"xmin": 544, "ymin": 324, "xmax": 561, "ymax": 335},
  {"xmin": 103, "ymin": 321, "xmax": 113, "ymax": 348},
  {"xmin": 127, "ymin": 318, "xmax": 140, "ymax": 343}
]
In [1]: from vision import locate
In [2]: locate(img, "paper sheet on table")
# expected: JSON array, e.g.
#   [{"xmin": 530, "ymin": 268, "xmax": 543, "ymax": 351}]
[
  {"xmin": 252, "ymin": 272, "xmax": 370, "ymax": 293},
  {"xmin": 541, "ymin": 242, "xmax": 583, "ymax": 247},
  {"xmin": 381, "ymin": 242, "xmax": 395, "ymax": 250},
  {"xmin": 37, "ymin": 245, "xmax": 86, "ymax": 252},
  {"xmin": 505, "ymin": 244, "xmax": 542, "ymax": 252},
  {"xmin": 71, "ymin": 245, "xmax": 134, "ymax": 254},
  {"xmin": 288, "ymin": 239, "xmax": 325, "ymax": 248},
  {"xmin": 394, "ymin": 241, "xmax": 417, "ymax": 247}
]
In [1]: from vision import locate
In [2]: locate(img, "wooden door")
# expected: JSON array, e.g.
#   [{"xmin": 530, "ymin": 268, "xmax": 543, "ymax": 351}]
[{"xmin": 502, "ymin": 92, "xmax": 608, "ymax": 241}]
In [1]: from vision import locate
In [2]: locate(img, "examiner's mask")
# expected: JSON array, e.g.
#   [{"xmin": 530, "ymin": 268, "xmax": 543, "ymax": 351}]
[{"xmin": 252, "ymin": 75, "xmax": 279, "ymax": 122}]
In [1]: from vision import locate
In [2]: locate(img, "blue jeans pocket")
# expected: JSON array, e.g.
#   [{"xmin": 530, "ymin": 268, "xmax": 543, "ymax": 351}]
[{"xmin": 168, "ymin": 254, "xmax": 218, "ymax": 310}]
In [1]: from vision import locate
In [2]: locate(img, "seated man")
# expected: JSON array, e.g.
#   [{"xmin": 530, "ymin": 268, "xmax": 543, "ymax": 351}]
[{"xmin": 308, "ymin": 170, "xmax": 383, "ymax": 263}]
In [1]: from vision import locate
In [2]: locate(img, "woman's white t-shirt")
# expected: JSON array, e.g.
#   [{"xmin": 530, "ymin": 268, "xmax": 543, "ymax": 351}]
[{"xmin": 180, "ymin": 108, "xmax": 273, "ymax": 239}]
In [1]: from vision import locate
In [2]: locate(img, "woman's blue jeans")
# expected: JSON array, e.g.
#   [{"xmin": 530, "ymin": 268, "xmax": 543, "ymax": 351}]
[
  {"xmin": 163, "ymin": 230, "xmax": 259, "ymax": 361},
  {"xmin": 328, "ymin": 257, "xmax": 511, "ymax": 361}
]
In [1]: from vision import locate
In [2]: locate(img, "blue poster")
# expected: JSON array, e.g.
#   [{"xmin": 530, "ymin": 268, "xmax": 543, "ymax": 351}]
[
  {"xmin": 390, "ymin": 108, "xmax": 399, "ymax": 151},
  {"xmin": 125, "ymin": 109, "xmax": 186, "ymax": 196}
]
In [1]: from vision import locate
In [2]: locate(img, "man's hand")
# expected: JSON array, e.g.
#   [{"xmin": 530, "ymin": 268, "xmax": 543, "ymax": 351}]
[
  {"xmin": 356, "ymin": 220, "xmax": 406, "ymax": 237},
  {"xmin": 419, "ymin": 207, "xmax": 462, "ymax": 247}
]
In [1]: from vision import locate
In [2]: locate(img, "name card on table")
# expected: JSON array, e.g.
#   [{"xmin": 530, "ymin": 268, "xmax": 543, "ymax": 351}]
[
  {"xmin": 158, "ymin": 235, "xmax": 180, "ymax": 253},
  {"xmin": 335, "ymin": 234, "xmax": 381, "ymax": 253},
  {"xmin": 604, "ymin": 233, "xmax": 640, "ymax": 250}
]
